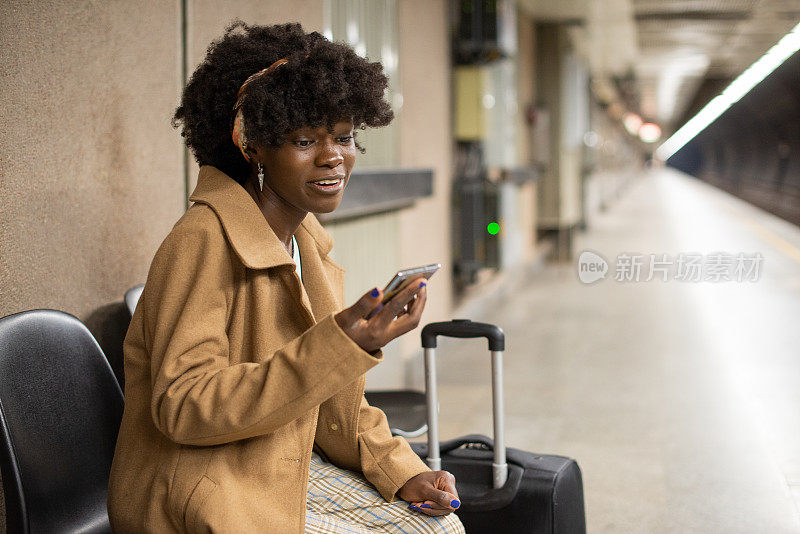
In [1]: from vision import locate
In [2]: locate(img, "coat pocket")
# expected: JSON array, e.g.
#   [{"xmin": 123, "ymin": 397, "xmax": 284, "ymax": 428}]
[{"xmin": 184, "ymin": 475, "xmax": 218, "ymax": 532}]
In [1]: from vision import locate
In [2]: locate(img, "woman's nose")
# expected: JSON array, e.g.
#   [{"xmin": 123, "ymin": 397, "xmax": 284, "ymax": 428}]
[{"xmin": 316, "ymin": 139, "xmax": 344, "ymax": 168}]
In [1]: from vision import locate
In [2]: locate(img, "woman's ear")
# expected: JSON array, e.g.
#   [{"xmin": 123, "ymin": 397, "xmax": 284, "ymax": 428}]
[{"xmin": 243, "ymin": 143, "xmax": 259, "ymax": 162}]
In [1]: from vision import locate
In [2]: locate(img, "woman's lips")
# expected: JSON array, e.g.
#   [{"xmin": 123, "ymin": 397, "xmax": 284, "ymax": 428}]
[{"xmin": 307, "ymin": 176, "xmax": 345, "ymax": 194}]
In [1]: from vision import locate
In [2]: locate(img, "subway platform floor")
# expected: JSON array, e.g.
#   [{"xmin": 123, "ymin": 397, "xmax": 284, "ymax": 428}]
[{"xmin": 431, "ymin": 168, "xmax": 800, "ymax": 533}]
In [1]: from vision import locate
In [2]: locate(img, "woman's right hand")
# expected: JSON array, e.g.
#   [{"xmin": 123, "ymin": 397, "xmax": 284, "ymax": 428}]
[{"xmin": 334, "ymin": 277, "xmax": 428, "ymax": 353}]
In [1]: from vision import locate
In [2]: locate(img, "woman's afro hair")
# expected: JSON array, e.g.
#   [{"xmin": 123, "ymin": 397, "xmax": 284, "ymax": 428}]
[{"xmin": 173, "ymin": 21, "xmax": 394, "ymax": 184}]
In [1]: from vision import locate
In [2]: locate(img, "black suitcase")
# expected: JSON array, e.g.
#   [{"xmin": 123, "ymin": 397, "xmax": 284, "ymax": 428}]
[{"xmin": 410, "ymin": 320, "xmax": 586, "ymax": 534}]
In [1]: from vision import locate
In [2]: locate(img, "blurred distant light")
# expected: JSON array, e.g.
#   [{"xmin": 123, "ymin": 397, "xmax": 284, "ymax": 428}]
[
  {"xmin": 487, "ymin": 222, "xmax": 500, "ymax": 235},
  {"xmin": 583, "ymin": 131, "xmax": 599, "ymax": 147},
  {"xmin": 392, "ymin": 93, "xmax": 404, "ymax": 109},
  {"xmin": 381, "ymin": 45, "xmax": 397, "ymax": 72},
  {"xmin": 657, "ymin": 21, "xmax": 800, "ymax": 161},
  {"xmin": 638, "ymin": 123, "xmax": 662, "ymax": 143},
  {"xmin": 482, "ymin": 94, "xmax": 496, "ymax": 109},
  {"xmin": 347, "ymin": 21, "xmax": 359, "ymax": 46},
  {"xmin": 623, "ymin": 112, "xmax": 643, "ymax": 135}
]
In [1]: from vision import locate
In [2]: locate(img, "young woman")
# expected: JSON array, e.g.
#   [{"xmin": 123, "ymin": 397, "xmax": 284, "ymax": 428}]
[{"xmin": 107, "ymin": 21, "xmax": 464, "ymax": 533}]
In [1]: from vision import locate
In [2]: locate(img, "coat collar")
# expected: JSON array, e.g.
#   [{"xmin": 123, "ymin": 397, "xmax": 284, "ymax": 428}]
[{"xmin": 188, "ymin": 166, "xmax": 335, "ymax": 270}]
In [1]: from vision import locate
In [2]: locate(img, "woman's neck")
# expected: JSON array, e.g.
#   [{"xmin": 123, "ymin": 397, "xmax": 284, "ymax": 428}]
[{"xmin": 243, "ymin": 180, "xmax": 304, "ymax": 255}]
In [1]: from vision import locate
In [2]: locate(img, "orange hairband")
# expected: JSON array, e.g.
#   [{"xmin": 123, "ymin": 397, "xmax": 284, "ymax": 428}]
[{"xmin": 231, "ymin": 58, "xmax": 289, "ymax": 162}]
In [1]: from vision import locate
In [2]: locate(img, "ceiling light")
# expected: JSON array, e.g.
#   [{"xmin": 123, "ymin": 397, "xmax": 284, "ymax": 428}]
[
  {"xmin": 623, "ymin": 112, "xmax": 643, "ymax": 135},
  {"xmin": 638, "ymin": 123, "xmax": 662, "ymax": 143},
  {"xmin": 656, "ymin": 21, "xmax": 800, "ymax": 161}
]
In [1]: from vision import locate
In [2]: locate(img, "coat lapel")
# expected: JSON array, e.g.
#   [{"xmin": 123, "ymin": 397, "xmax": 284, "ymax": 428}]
[
  {"xmin": 296, "ymin": 221, "xmax": 345, "ymax": 321},
  {"xmin": 188, "ymin": 166, "xmax": 293, "ymax": 270},
  {"xmin": 189, "ymin": 166, "xmax": 345, "ymax": 323}
]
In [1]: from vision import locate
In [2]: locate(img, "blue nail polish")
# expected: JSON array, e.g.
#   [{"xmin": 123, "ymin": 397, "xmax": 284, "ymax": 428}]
[
  {"xmin": 370, "ymin": 288, "xmax": 379, "ymax": 297},
  {"xmin": 408, "ymin": 504, "xmax": 422, "ymax": 512},
  {"xmin": 420, "ymin": 504, "xmax": 432, "ymax": 509},
  {"xmin": 450, "ymin": 499, "xmax": 461, "ymax": 509},
  {"xmin": 419, "ymin": 281, "xmax": 426, "ymax": 288}
]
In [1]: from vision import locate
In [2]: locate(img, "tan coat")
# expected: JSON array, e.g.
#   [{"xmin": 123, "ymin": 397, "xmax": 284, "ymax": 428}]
[{"xmin": 107, "ymin": 166, "xmax": 430, "ymax": 533}]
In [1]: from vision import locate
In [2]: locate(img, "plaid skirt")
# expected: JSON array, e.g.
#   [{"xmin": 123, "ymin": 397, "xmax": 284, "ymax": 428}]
[{"xmin": 305, "ymin": 452, "xmax": 466, "ymax": 534}]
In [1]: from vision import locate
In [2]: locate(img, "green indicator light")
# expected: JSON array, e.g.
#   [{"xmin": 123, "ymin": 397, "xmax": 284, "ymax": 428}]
[{"xmin": 487, "ymin": 222, "xmax": 500, "ymax": 235}]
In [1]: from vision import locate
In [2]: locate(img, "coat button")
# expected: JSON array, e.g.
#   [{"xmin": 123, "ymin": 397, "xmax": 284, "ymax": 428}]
[{"xmin": 330, "ymin": 423, "xmax": 339, "ymax": 431}]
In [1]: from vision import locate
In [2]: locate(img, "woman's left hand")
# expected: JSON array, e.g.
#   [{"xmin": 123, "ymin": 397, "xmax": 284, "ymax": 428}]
[{"xmin": 398, "ymin": 470, "xmax": 461, "ymax": 516}]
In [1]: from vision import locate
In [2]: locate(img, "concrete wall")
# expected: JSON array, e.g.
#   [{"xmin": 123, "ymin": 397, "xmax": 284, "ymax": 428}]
[{"xmin": 0, "ymin": 0, "xmax": 185, "ymax": 382}]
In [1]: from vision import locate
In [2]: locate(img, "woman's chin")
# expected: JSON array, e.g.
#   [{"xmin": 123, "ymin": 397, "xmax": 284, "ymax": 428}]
[{"xmin": 310, "ymin": 199, "xmax": 342, "ymax": 214}]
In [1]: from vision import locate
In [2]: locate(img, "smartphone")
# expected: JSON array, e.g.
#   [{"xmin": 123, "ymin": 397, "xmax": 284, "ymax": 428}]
[{"xmin": 366, "ymin": 263, "xmax": 441, "ymax": 319}]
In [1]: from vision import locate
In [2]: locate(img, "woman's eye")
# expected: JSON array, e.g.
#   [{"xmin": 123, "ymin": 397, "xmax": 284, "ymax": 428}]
[
  {"xmin": 294, "ymin": 139, "xmax": 313, "ymax": 147},
  {"xmin": 337, "ymin": 135, "xmax": 353, "ymax": 144}
]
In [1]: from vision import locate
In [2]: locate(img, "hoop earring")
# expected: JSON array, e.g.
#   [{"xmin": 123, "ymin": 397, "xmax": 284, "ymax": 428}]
[{"xmin": 257, "ymin": 163, "xmax": 264, "ymax": 192}]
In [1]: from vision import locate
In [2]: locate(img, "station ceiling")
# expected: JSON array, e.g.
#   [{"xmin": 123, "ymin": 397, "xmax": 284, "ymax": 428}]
[{"xmin": 519, "ymin": 0, "xmax": 800, "ymax": 131}]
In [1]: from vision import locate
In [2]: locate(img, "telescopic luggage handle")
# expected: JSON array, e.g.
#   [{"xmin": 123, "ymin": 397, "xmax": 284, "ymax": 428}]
[
  {"xmin": 420, "ymin": 319, "xmax": 508, "ymax": 488},
  {"xmin": 421, "ymin": 319, "xmax": 505, "ymax": 351}
]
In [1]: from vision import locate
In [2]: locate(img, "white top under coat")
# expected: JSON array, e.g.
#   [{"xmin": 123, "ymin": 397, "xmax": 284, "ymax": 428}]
[{"xmin": 291, "ymin": 234, "xmax": 301, "ymax": 283}]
